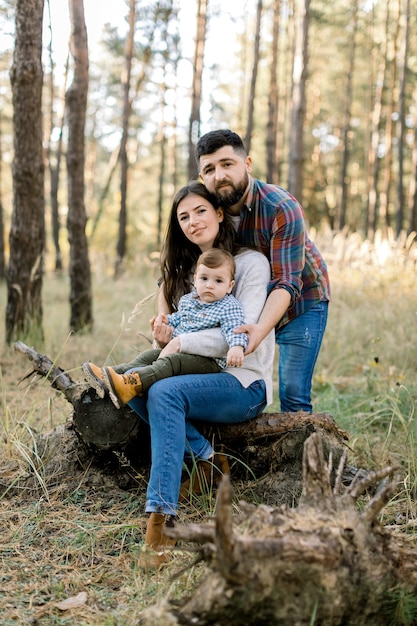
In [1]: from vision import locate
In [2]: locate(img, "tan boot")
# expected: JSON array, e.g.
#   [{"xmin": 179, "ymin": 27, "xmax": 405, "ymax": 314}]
[
  {"xmin": 179, "ymin": 452, "xmax": 230, "ymax": 501},
  {"xmin": 102, "ymin": 367, "xmax": 143, "ymax": 408},
  {"xmin": 82, "ymin": 362, "xmax": 106, "ymax": 398},
  {"xmin": 138, "ymin": 513, "xmax": 176, "ymax": 571}
]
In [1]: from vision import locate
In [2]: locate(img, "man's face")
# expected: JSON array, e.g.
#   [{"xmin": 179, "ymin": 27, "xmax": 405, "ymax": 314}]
[{"xmin": 199, "ymin": 146, "xmax": 252, "ymax": 212}]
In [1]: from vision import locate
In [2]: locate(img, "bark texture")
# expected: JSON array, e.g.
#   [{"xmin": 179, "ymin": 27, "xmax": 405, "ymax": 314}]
[
  {"xmin": 66, "ymin": 0, "xmax": 92, "ymax": 332},
  {"xmin": 7, "ymin": 0, "xmax": 45, "ymax": 343}
]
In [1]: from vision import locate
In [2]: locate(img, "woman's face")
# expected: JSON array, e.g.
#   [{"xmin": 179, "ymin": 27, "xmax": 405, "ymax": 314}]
[{"xmin": 176, "ymin": 194, "xmax": 224, "ymax": 251}]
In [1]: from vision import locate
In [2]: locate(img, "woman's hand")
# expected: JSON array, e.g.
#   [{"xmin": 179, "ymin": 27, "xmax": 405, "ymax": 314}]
[{"xmin": 151, "ymin": 314, "xmax": 174, "ymax": 348}]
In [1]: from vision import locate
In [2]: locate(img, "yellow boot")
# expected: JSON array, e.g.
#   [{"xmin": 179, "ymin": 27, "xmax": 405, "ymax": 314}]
[
  {"xmin": 102, "ymin": 367, "xmax": 143, "ymax": 408},
  {"xmin": 82, "ymin": 362, "xmax": 106, "ymax": 397},
  {"xmin": 138, "ymin": 513, "xmax": 176, "ymax": 571}
]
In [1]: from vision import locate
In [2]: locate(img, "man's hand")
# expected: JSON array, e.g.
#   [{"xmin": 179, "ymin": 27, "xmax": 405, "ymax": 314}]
[
  {"xmin": 151, "ymin": 314, "xmax": 173, "ymax": 348},
  {"xmin": 234, "ymin": 289, "xmax": 290, "ymax": 354},
  {"xmin": 226, "ymin": 345, "xmax": 245, "ymax": 367},
  {"xmin": 234, "ymin": 323, "xmax": 264, "ymax": 355},
  {"xmin": 159, "ymin": 337, "xmax": 181, "ymax": 358}
]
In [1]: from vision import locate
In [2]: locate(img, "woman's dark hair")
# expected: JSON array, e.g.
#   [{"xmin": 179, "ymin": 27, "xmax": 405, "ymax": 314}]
[{"xmin": 160, "ymin": 181, "xmax": 240, "ymax": 311}]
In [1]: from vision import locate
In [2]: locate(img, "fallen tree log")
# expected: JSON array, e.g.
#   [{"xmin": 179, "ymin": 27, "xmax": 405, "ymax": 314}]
[
  {"xmin": 139, "ymin": 433, "xmax": 416, "ymax": 626},
  {"xmin": 13, "ymin": 341, "xmax": 350, "ymax": 505}
]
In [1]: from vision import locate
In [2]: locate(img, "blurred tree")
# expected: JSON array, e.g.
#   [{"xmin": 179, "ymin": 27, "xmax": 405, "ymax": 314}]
[
  {"xmin": 44, "ymin": 1, "xmax": 68, "ymax": 272},
  {"xmin": 244, "ymin": 0, "xmax": 262, "ymax": 154},
  {"xmin": 407, "ymin": 88, "xmax": 417, "ymax": 235},
  {"xmin": 6, "ymin": 0, "xmax": 45, "ymax": 344},
  {"xmin": 288, "ymin": 0, "xmax": 311, "ymax": 203},
  {"xmin": 334, "ymin": 0, "xmax": 359, "ymax": 232},
  {"xmin": 266, "ymin": 0, "xmax": 281, "ymax": 184},
  {"xmin": 378, "ymin": 0, "xmax": 400, "ymax": 235},
  {"xmin": 188, "ymin": 0, "xmax": 208, "ymax": 180},
  {"xmin": 365, "ymin": 1, "xmax": 389, "ymax": 239},
  {"xmin": 0, "ymin": 114, "xmax": 5, "ymax": 280},
  {"xmin": 115, "ymin": 0, "xmax": 136, "ymax": 278},
  {"xmin": 395, "ymin": 0, "xmax": 410, "ymax": 237},
  {"xmin": 66, "ymin": 0, "xmax": 93, "ymax": 332}
]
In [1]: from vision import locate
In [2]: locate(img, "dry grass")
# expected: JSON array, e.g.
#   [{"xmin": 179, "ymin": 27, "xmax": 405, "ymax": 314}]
[{"xmin": 0, "ymin": 229, "xmax": 416, "ymax": 624}]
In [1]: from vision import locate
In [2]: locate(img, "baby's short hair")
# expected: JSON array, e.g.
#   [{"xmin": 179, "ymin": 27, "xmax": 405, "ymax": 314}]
[{"xmin": 196, "ymin": 248, "xmax": 236, "ymax": 279}]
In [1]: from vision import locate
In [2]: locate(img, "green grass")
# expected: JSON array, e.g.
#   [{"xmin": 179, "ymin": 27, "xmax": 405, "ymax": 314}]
[{"xmin": 0, "ymin": 231, "xmax": 416, "ymax": 623}]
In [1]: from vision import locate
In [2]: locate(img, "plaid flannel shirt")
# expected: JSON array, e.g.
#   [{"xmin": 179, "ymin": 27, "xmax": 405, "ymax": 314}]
[{"xmin": 236, "ymin": 177, "xmax": 331, "ymax": 329}]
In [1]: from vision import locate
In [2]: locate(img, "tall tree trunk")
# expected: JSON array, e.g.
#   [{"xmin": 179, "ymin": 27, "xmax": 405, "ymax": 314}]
[
  {"xmin": 50, "ymin": 97, "xmax": 66, "ymax": 272},
  {"xmin": 66, "ymin": 0, "xmax": 92, "ymax": 332},
  {"xmin": 365, "ymin": 1, "xmax": 389, "ymax": 240},
  {"xmin": 0, "ymin": 113, "xmax": 5, "ymax": 280},
  {"xmin": 244, "ymin": 0, "xmax": 263, "ymax": 154},
  {"xmin": 334, "ymin": 0, "xmax": 359, "ymax": 232},
  {"xmin": 395, "ymin": 0, "xmax": 410, "ymax": 237},
  {"xmin": 266, "ymin": 0, "xmax": 281, "ymax": 184},
  {"xmin": 287, "ymin": 0, "xmax": 311, "ymax": 202},
  {"xmin": 276, "ymin": 0, "xmax": 293, "ymax": 184},
  {"xmin": 407, "ymin": 92, "xmax": 417, "ymax": 235},
  {"xmin": 48, "ymin": 44, "xmax": 68, "ymax": 273},
  {"xmin": 188, "ymin": 0, "xmax": 208, "ymax": 180},
  {"xmin": 379, "ymin": 1, "xmax": 400, "ymax": 235},
  {"xmin": 6, "ymin": 0, "xmax": 45, "ymax": 344},
  {"xmin": 115, "ymin": 0, "xmax": 136, "ymax": 278}
]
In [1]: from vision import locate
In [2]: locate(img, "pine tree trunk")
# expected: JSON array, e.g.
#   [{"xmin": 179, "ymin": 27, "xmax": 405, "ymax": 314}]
[
  {"xmin": 66, "ymin": 0, "xmax": 92, "ymax": 332},
  {"xmin": 7, "ymin": 0, "xmax": 45, "ymax": 344},
  {"xmin": 287, "ymin": 0, "xmax": 311, "ymax": 202},
  {"xmin": 187, "ymin": 0, "xmax": 207, "ymax": 180}
]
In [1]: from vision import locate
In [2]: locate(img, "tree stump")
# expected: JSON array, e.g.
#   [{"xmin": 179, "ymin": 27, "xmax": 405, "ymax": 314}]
[
  {"xmin": 139, "ymin": 433, "xmax": 415, "ymax": 626},
  {"xmin": 13, "ymin": 341, "xmax": 350, "ymax": 505}
]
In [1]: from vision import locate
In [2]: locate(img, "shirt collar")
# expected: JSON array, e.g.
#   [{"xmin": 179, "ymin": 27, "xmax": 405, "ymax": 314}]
[{"xmin": 242, "ymin": 175, "xmax": 255, "ymax": 212}]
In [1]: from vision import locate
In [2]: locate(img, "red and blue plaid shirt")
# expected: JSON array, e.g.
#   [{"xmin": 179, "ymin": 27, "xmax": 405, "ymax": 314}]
[{"xmin": 236, "ymin": 177, "xmax": 331, "ymax": 329}]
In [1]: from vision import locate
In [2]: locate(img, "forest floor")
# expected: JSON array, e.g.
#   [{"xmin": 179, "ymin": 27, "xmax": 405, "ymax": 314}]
[{"xmin": 0, "ymin": 234, "xmax": 417, "ymax": 625}]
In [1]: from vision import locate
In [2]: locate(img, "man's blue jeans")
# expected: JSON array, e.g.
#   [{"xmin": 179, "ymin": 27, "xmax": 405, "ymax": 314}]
[
  {"xmin": 276, "ymin": 301, "xmax": 329, "ymax": 413},
  {"xmin": 128, "ymin": 375, "xmax": 266, "ymax": 515}
]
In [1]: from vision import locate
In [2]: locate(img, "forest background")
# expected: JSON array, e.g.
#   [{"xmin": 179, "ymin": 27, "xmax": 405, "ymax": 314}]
[{"xmin": 0, "ymin": 0, "xmax": 416, "ymax": 623}]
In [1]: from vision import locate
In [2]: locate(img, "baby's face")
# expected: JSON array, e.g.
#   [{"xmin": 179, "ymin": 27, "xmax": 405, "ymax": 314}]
[{"xmin": 194, "ymin": 263, "xmax": 234, "ymax": 303}]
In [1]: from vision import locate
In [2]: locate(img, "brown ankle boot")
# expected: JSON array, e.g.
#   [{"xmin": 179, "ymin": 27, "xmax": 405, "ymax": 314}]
[
  {"xmin": 102, "ymin": 367, "xmax": 143, "ymax": 408},
  {"xmin": 138, "ymin": 513, "xmax": 176, "ymax": 571},
  {"xmin": 82, "ymin": 362, "xmax": 106, "ymax": 398},
  {"xmin": 179, "ymin": 452, "xmax": 230, "ymax": 501}
]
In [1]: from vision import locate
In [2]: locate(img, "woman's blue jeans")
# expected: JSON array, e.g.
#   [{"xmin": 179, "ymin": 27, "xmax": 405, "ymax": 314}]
[
  {"xmin": 128, "ymin": 374, "xmax": 266, "ymax": 515},
  {"xmin": 276, "ymin": 301, "xmax": 328, "ymax": 413}
]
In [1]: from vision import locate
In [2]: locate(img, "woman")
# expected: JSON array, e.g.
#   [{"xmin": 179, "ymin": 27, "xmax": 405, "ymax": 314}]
[{"xmin": 130, "ymin": 182, "xmax": 275, "ymax": 568}]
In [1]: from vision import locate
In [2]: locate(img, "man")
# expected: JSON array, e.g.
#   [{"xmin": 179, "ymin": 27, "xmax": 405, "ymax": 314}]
[{"xmin": 196, "ymin": 129, "xmax": 331, "ymax": 413}]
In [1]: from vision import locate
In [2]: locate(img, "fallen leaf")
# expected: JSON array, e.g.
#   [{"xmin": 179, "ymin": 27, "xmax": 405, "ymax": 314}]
[{"xmin": 54, "ymin": 591, "xmax": 88, "ymax": 611}]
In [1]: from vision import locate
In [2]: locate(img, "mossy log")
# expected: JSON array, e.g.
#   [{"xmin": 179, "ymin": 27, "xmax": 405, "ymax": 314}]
[{"xmin": 139, "ymin": 433, "xmax": 415, "ymax": 626}]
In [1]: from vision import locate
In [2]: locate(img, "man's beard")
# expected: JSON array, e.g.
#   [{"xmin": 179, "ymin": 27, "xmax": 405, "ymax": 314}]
[{"xmin": 214, "ymin": 172, "xmax": 249, "ymax": 209}]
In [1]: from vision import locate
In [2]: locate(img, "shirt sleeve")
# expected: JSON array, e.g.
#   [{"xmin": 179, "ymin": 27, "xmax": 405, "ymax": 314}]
[
  {"xmin": 219, "ymin": 297, "xmax": 248, "ymax": 349},
  {"xmin": 268, "ymin": 196, "xmax": 305, "ymax": 304}
]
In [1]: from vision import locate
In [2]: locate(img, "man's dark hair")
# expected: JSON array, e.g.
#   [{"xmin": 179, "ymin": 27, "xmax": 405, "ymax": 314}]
[{"xmin": 195, "ymin": 129, "xmax": 247, "ymax": 162}]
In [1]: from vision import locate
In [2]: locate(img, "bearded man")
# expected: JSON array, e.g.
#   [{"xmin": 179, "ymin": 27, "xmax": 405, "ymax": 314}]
[{"xmin": 196, "ymin": 129, "xmax": 331, "ymax": 414}]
